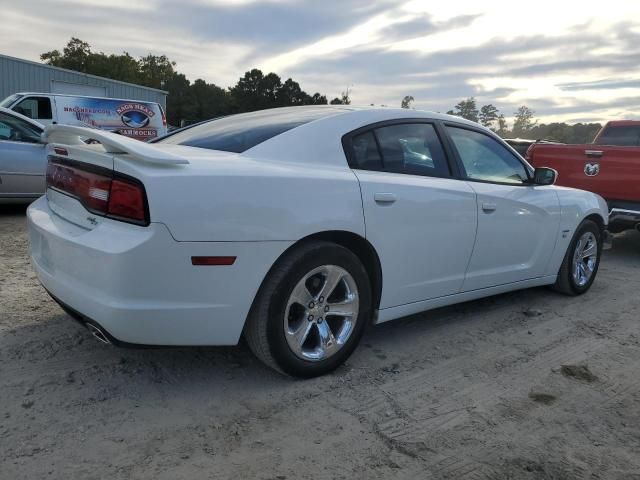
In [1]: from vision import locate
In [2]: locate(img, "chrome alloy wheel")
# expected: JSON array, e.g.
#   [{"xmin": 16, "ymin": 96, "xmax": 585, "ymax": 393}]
[
  {"xmin": 572, "ymin": 231, "xmax": 598, "ymax": 287},
  {"xmin": 284, "ymin": 265, "xmax": 359, "ymax": 361}
]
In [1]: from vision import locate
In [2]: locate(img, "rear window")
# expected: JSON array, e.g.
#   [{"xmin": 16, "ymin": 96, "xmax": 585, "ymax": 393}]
[
  {"xmin": 595, "ymin": 126, "xmax": 640, "ymax": 146},
  {"xmin": 156, "ymin": 107, "xmax": 349, "ymax": 153}
]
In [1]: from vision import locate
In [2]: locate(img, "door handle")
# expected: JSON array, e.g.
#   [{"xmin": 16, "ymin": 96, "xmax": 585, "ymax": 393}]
[
  {"xmin": 374, "ymin": 193, "xmax": 396, "ymax": 204},
  {"xmin": 585, "ymin": 150, "xmax": 603, "ymax": 158},
  {"xmin": 482, "ymin": 202, "xmax": 497, "ymax": 213}
]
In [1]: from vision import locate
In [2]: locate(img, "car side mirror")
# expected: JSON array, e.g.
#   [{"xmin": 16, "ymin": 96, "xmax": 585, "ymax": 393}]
[{"xmin": 532, "ymin": 167, "xmax": 557, "ymax": 186}]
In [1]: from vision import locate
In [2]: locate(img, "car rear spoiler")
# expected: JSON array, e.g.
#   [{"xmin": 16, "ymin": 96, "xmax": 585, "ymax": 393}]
[{"xmin": 43, "ymin": 125, "xmax": 189, "ymax": 165}]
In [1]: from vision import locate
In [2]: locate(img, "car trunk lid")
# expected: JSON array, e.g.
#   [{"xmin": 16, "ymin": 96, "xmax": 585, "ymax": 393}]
[{"xmin": 44, "ymin": 125, "xmax": 189, "ymax": 229}]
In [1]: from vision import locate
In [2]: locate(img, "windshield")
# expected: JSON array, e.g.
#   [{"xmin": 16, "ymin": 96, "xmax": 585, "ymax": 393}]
[
  {"xmin": 155, "ymin": 107, "xmax": 349, "ymax": 153},
  {"xmin": 0, "ymin": 94, "xmax": 23, "ymax": 108}
]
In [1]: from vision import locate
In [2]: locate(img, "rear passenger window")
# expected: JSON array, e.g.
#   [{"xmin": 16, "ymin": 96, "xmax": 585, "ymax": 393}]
[
  {"xmin": 374, "ymin": 123, "xmax": 450, "ymax": 177},
  {"xmin": 351, "ymin": 131, "xmax": 383, "ymax": 170}
]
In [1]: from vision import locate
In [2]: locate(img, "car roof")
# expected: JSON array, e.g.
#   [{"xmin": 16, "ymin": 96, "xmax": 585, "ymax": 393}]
[
  {"xmin": 236, "ymin": 106, "xmax": 488, "ymax": 165},
  {"xmin": 249, "ymin": 104, "xmax": 484, "ymax": 133},
  {"xmin": 274, "ymin": 105, "xmax": 480, "ymax": 126},
  {"xmin": 0, "ymin": 106, "xmax": 45, "ymax": 130}
]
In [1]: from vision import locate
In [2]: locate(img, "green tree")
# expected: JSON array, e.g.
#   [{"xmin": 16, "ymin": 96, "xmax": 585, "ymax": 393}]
[
  {"xmin": 450, "ymin": 97, "xmax": 479, "ymax": 122},
  {"xmin": 527, "ymin": 122, "xmax": 602, "ymax": 143},
  {"xmin": 41, "ymin": 38, "xmax": 329, "ymax": 127},
  {"xmin": 330, "ymin": 89, "xmax": 351, "ymax": 105},
  {"xmin": 479, "ymin": 104, "xmax": 499, "ymax": 129},
  {"xmin": 277, "ymin": 78, "xmax": 307, "ymax": 106},
  {"xmin": 138, "ymin": 54, "xmax": 176, "ymax": 90},
  {"xmin": 41, "ymin": 37, "xmax": 92, "ymax": 72},
  {"xmin": 229, "ymin": 69, "xmax": 283, "ymax": 112},
  {"xmin": 512, "ymin": 106, "xmax": 537, "ymax": 136},
  {"xmin": 401, "ymin": 95, "xmax": 414, "ymax": 109},
  {"xmin": 164, "ymin": 72, "xmax": 195, "ymax": 126},
  {"xmin": 89, "ymin": 52, "xmax": 140, "ymax": 84},
  {"xmin": 190, "ymin": 79, "xmax": 228, "ymax": 122},
  {"xmin": 496, "ymin": 114, "xmax": 509, "ymax": 137},
  {"xmin": 308, "ymin": 93, "xmax": 328, "ymax": 105}
]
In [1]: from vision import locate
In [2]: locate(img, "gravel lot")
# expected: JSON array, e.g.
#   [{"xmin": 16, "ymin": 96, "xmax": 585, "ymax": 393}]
[{"xmin": 1, "ymin": 204, "xmax": 639, "ymax": 480}]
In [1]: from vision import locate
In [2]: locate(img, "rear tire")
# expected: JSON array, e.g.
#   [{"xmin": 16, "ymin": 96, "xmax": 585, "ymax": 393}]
[
  {"xmin": 553, "ymin": 219, "xmax": 602, "ymax": 296},
  {"xmin": 244, "ymin": 241, "xmax": 372, "ymax": 378}
]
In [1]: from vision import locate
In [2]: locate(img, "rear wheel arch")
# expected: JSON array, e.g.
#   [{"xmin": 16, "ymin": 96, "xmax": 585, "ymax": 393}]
[
  {"xmin": 249, "ymin": 230, "xmax": 383, "ymax": 322},
  {"xmin": 244, "ymin": 235, "xmax": 376, "ymax": 376},
  {"xmin": 296, "ymin": 231, "xmax": 383, "ymax": 313}
]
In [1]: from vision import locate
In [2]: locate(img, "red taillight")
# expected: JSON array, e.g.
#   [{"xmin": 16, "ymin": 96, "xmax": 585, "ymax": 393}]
[
  {"xmin": 108, "ymin": 179, "xmax": 146, "ymax": 222},
  {"xmin": 46, "ymin": 162, "xmax": 111, "ymax": 212},
  {"xmin": 46, "ymin": 158, "xmax": 148, "ymax": 226}
]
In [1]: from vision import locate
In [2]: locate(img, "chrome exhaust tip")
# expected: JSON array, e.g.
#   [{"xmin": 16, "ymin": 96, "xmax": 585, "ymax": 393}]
[{"xmin": 86, "ymin": 323, "xmax": 111, "ymax": 344}]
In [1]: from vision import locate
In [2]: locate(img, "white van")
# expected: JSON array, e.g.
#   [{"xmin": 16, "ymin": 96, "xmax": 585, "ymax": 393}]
[{"xmin": 0, "ymin": 93, "xmax": 167, "ymax": 140}]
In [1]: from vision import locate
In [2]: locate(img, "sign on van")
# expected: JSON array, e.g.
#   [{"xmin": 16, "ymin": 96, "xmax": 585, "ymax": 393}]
[{"xmin": 55, "ymin": 96, "xmax": 164, "ymax": 140}]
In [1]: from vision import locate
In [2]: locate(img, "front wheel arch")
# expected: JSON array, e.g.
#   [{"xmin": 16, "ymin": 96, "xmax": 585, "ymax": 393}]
[
  {"xmin": 553, "ymin": 218, "xmax": 602, "ymax": 296},
  {"xmin": 584, "ymin": 213, "xmax": 606, "ymax": 234}
]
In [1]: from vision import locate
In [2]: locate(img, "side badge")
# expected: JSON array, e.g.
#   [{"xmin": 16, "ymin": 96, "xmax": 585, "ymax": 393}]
[{"xmin": 584, "ymin": 163, "xmax": 600, "ymax": 177}]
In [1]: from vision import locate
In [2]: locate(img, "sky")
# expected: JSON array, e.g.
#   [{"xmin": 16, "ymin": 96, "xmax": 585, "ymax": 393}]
[{"xmin": 2, "ymin": 0, "xmax": 640, "ymax": 124}]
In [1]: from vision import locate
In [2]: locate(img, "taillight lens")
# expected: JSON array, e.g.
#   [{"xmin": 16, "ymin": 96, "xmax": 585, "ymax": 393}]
[
  {"xmin": 46, "ymin": 157, "xmax": 149, "ymax": 226},
  {"xmin": 108, "ymin": 179, "xmax": 146, "ymax": 222}
]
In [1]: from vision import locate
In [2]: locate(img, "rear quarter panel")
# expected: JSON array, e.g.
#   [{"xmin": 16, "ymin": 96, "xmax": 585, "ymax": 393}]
[{"xmin": 114, "ymin": 155, "xmax": 366, "ymax": 242}]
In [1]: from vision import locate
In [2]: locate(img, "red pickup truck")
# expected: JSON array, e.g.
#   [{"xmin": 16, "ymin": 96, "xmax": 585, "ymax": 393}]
[{"xmin": 527, "ymin": 120, "xmax": 640, "ymax": 233}]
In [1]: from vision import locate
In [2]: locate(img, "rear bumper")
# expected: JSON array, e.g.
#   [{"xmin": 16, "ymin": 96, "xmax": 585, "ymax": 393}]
[
  {"xmin": 27, "ymin": 196, "xmax": 291, "ymax": 345},
  {"xmin": 609, "ymin": 207, "xmax": 640, "ymax": 232}
]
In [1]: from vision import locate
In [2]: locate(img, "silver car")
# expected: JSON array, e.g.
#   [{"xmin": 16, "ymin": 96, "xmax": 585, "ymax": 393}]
[{"xmin": 0, "ymin": 107, "xmax": 45, "ymax": 204}]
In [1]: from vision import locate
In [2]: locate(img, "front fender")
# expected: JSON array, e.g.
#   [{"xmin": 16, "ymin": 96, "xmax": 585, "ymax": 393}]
[{"xmin": 545, "ymin": 187, "xmax": 608, "ymax": 276}]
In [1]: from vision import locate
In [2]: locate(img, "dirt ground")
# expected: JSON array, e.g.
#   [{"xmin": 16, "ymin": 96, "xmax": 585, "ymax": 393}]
[{"xmin": 1, "ymin": 204, "xmax": 639, "ymax": 480}]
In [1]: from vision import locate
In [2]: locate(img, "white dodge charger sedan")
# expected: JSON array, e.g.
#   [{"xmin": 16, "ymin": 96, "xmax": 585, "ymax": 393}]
[{"xmin": 28, "ymin": 107, "xmax": 608, "ymax": 377}]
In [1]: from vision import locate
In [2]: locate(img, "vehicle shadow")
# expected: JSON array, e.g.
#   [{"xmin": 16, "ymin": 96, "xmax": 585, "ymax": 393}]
[{"xmin": 0, "ymin": 281, "xmax": 586, "ymax": 393}]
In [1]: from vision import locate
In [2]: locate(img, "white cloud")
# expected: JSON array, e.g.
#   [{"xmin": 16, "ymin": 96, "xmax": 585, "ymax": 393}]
[
  {"xmin": 260, "ymin": 10, "xmax": 413, "ymax": 73},
  {"xmin": 1, "ymin": 0, "xmax": 639, "ymax": 122}
]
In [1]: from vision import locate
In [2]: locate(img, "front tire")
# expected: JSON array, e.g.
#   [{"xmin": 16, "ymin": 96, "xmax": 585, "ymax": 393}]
[
  {"xmin": 244, "ymin": 241, "xmax": 372, "ymax": 378},
  {"xmin": 553, "ymin": 219, "xmax": 602, "ymax": 295}
]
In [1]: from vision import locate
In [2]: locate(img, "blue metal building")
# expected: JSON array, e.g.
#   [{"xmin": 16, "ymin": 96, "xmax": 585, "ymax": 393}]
[{"xmin": 0, "ymin": 53, "xmax": 167, "ymax": 107}]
